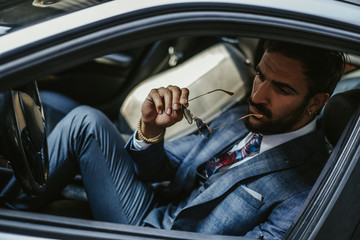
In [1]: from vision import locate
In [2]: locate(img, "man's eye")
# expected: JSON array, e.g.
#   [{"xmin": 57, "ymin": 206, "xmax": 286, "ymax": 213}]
[
  {"xmin": 277, "ymin": 87, "xmax": 290, "ymax": 95},
  {"xmin": 256, "ymin": 72, "xmax": 265, "ymax": 81}
]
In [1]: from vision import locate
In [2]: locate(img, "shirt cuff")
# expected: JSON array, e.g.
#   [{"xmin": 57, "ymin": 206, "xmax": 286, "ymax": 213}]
[{"xmin": 132, "ymin": 129, "xmax": 163, "ymax": 150}]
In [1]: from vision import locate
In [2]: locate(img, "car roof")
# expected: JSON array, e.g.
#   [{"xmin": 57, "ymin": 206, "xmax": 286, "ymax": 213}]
[
  {"xmin": 0, "ymin": 0, "xmax": 107, "ymax": 33},
  {"xmin": 1, "ymin": 0, "xmax": 360, "ymax": 90},
  {"xmin": 1, "ymin": 0, "xmax": 360, "ymax": 44}
]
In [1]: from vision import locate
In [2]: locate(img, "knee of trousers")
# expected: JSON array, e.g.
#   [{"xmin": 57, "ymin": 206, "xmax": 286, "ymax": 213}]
[{"xmin": 65, "ymin": 105, "xmax": 111, "ymax": 134}]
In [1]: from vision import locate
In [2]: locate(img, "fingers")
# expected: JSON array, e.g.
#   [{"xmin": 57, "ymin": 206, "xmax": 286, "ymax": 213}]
[
  {"xmin": 141, "ymin": 86, "xmax": 188, "ymax": 136},
  {"xmin": 179, "ymin": 87, "xmax": 189, "ymax": 106},
  {"xmin": 148, "ymin": 85, "xmax": 189, "ymax": 115},
  {"xmin": 172, "ymin": 86, "xmax": 189, "ymax": 111}
]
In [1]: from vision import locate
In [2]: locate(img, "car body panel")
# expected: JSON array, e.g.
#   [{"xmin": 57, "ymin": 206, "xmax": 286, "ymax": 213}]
[{"xmin": 1, "ymin": 0, "xmax": 360, "ymax": 96}]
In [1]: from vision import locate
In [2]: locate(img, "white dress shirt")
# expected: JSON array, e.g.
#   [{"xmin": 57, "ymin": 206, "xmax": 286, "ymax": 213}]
[{"xmin": 228, "ymin": 118, "xmax": 317, "ymax": 169}]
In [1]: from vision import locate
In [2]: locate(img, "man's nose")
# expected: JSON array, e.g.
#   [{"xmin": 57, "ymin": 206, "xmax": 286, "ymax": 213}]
[{"xmin": 252, "ymin": 80, "xmax": 270, "ymax": 104}]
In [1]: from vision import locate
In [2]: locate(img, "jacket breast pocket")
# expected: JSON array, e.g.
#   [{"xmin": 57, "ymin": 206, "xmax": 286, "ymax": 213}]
[{"xmin": 233, "ymin": 185, "xmax": 264, "ymax": 210}]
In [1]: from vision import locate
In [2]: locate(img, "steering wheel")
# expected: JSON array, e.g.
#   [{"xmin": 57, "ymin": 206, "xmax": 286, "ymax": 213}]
[{"xmin": 0, "ymin": 81, "xmax": 49, "ymax": 195}]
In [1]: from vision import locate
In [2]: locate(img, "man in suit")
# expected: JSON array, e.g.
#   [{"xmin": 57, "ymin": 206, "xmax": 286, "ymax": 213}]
[{"xmin": 15, "ymin": 40, "xmax": 345, "ymax": 239}]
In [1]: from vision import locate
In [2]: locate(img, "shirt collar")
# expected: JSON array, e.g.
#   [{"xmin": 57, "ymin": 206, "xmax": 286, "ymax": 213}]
[{"xmin": 259, "ymin": 118, "xmax": 317, "ymax": 153}]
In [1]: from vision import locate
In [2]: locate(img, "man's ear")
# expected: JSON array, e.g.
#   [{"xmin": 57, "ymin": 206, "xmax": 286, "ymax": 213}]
[{"xmin": 307, "ymin": 92, "xmax": 330, "ymax": 114}]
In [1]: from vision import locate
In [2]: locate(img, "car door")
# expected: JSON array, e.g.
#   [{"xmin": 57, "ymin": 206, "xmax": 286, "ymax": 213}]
[{"xmin": 1, "ymin": 0, "xmax": 360, "ymax": 239}]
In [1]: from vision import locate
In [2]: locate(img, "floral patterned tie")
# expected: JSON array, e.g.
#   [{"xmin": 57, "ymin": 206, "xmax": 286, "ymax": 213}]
[{"xmin": 205, "ymin": 133, "xmax": 263, "ymax": 177}]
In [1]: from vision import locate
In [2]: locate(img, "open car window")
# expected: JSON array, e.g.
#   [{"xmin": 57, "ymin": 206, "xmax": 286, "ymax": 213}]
[{"xmin": 2, "ymin": 36, "xmax": 359, "ymax": 240}]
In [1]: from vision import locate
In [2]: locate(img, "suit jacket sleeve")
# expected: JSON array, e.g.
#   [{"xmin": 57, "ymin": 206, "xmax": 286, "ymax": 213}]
[
  {"xmin": 124, "ymin": 104, "xmax": 248, "ymax": 185},
  {"xmin": 124, "ymin": 135, "xmax": 175, "ymax": 182}
]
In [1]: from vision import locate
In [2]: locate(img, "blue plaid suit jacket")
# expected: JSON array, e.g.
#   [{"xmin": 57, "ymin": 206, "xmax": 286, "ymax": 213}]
[{"xmin": 127, "ymin": 104, "xmax": 328, "ymax": 239}]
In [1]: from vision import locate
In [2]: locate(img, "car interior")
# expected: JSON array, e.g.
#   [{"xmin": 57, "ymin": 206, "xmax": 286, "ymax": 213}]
[{"xmin": 0, "ymin": 35, "xmax": 360, "ymax": 235}]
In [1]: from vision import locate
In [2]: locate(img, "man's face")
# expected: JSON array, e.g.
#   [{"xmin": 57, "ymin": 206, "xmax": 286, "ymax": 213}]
[{"xmin": 245, "ymin": 51, "xmax": 312, "ymax": 135}]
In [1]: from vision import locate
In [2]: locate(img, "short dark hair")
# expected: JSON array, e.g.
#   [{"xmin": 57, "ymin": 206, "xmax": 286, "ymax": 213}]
[{"xmin": 265, "ymin": 40, "xmax": 346, "ymax": 98}]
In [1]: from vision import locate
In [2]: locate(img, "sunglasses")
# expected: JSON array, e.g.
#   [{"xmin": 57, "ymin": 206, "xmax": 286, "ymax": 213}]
[{"xmin": 182, "ymin": 89, "xmax": 262, "ymax": 138}]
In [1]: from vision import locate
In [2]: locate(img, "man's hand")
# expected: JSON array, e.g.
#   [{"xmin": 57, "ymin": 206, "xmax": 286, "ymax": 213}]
[{"xmin": 140, "ymin": 85, "xmax": 189, "ymax": 139}]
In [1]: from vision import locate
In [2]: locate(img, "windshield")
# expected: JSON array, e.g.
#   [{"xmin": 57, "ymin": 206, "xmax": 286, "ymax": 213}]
[{"xmin": 0, "ymin": 0, "xmax": 110, "ymax": 35}]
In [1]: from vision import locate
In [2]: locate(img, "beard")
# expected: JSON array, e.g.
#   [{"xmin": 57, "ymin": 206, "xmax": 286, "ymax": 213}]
[{"xmin": 244, "ymin": 97, "xmax": 309, "ymax": 135}]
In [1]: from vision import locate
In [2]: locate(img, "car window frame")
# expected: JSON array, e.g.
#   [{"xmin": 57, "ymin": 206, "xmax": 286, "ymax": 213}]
[
  {"xmin": 1, "ymin": 1, "xmax": 360, "ymax": 239},
  {"xmin": 287, "ymin": 106, "xmax": 360, "ymax": 239}
]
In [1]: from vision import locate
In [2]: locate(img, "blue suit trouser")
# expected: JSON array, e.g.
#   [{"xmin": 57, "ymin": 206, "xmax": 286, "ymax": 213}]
[{"xmin": 13, "ymin": 106, "xmax": 156, "ymax": 225}]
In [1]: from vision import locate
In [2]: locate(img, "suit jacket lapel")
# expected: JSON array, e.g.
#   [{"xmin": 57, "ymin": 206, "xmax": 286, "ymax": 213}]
[
  {"xmin": 175, "ymin": 117, "xmax": 249, "ymax": 194},
  {"xmin": 184, "ymin": 129, "xmax": 325, "ymax": 208}
]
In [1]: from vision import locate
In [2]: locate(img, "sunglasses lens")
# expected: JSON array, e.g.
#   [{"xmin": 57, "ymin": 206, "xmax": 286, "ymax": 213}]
[
  {"xmin": 195, "ymin": 119, "xmax": 210, "ymax": 138},
  {"xmin": 183, "ymin": 108, "xmax": 193, "ymax": 124}
]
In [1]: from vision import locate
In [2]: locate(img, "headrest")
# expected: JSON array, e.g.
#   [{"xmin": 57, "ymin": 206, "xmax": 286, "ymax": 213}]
[{"xmin": 323, "ymin": 89, "xmax": 360, "ymax": 147}]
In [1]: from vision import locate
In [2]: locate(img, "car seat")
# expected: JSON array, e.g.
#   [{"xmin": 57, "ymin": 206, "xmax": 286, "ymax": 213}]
[
  {"xmin": 288, "ymin": 88, "xmax": 360, "ymax": 238},
  {"xmin": 120, "ymin": 42, "xmax": 255, "ymax": 140},
  {"xmin": 323, "ymin": 89, "xmax": 360, "ymax": 147}
]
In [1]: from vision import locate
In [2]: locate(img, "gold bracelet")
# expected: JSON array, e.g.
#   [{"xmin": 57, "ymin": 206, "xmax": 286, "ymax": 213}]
[{"xmin": 137, "ymin": 119, "xmax": 165, "ymax": 144}]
